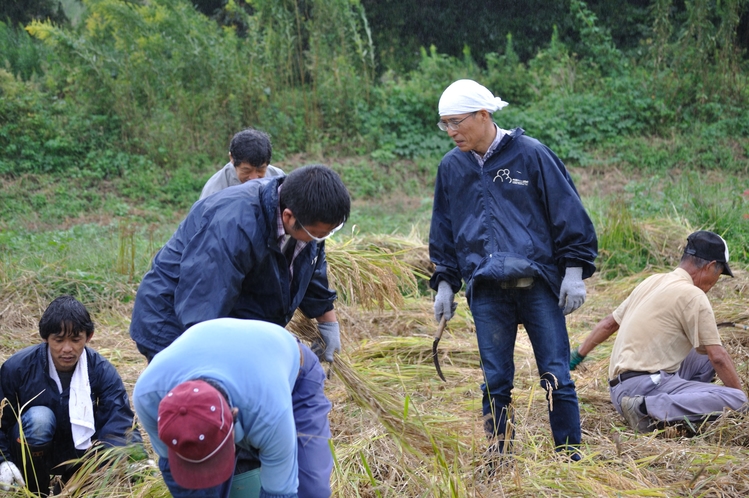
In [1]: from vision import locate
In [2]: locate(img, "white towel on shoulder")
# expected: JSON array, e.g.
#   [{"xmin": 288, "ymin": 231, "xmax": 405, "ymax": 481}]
[{"xmin": 48, "ymin": 347, "xmax": 95, "ymax": 450}]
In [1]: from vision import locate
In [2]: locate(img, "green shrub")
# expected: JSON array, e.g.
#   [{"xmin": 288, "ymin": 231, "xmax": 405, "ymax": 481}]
[
  {"xmin": 483, "ymin": 34, "xmax": 533, "ymax": 105},
  {"xmin": 0, "ymin": 21, "xmax": 48, "ymax": 80},
  {"xmin": 359, "ymin": 46, "xmax": 472, "ymax": 160},
  {"xmin": 0, "ymin": 68, "xmax": 155, "ymax": 181},
  {"xmin": 24, "ymin": 0, "xmax": 376, "ymax": 162}
]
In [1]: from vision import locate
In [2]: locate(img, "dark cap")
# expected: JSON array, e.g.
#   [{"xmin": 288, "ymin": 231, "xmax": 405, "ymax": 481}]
[
  {"xmin": 684, "ymin": 231, "xmax": 733, "ymax": 277},
  {"xmin": 157, "ymin": 380, "xmax": 235, "ymax": 489}
]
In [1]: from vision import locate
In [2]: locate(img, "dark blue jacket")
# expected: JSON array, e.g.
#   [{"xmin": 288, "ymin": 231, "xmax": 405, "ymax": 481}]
[
  {"xmin": 0, "ymin": 343, "xmax": 142, "ymax": 461},
  {"xmin": 129, "ymin": 177, "xmax": 336, "ymax": 354},
  {"xmin": 429, "ymin": 128, "xmax": 597, "ymax": 297}
]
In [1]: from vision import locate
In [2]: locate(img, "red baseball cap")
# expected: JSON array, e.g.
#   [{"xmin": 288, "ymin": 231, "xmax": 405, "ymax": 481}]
[{"xmin": 157, "ymin": 380, "xmax": 235, "ymax": 489}]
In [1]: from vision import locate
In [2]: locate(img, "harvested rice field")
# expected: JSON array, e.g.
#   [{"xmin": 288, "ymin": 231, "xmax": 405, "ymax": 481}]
[{"xmin": 2, "ymin": 228, "xmax": 749, "ymax": 497}]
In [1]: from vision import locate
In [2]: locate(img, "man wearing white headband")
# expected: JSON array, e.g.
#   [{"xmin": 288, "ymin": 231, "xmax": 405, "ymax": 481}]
[{"xmin": 428, "ymin": 79, "xmax": 598, "ymax": 462}]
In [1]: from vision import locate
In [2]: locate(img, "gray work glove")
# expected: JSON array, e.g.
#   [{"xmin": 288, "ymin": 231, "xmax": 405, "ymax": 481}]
[
  {"xmin": 558, "ymin": 267, "xmax": 585, "ymax": 315},
  {"xmin": 433, "ymin": 280, "xmax": 457, "ymax": 323},
  {"xmin": 0, "ymin": 461, "xmax": 25, "ymax": 491},
  {"xmin": 312, "ymin": 321, "xmax": 341, "ymax": 363}
]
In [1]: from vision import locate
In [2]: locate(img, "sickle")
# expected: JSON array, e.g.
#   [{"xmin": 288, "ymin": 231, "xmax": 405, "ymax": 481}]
[
  {"xmin": 432, "ymin": 316, "xmax": 447, "ymax": 382},
  {"xmin": 717, "ymin": 322, "xmax": 749, "ymax": 331}
]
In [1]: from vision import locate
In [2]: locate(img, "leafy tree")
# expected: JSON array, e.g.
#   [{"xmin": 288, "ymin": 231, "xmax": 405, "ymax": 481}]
[
  {"xmin": 0, "ymin": 0, "xmax": 67, "ymax": 26},
  {"xmin": 360, "ymin": 0, "xmax": 571, "ymax": 73},
  {"xmin": 359, "ymin": 0, "xmax": 749, "ymax": 74}
]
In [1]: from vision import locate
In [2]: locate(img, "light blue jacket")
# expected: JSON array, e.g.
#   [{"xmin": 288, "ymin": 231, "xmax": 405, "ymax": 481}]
[{"xmin": 134, "ymin": 318, "xmax": 301, "ymax": 497}]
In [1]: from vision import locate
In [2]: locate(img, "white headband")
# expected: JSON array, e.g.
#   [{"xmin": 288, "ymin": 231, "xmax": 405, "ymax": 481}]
[{"xmin": 438, "ymin": 79, "xmax": 509, "ymax": 116}]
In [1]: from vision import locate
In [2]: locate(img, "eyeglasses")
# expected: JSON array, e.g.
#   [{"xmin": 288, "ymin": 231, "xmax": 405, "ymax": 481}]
[
  {"xmin": 437, "ymin": 112, "xmax": 477, "ymax": 132},
  {"xmin": 299, "ymin": 222, "xmax": 344, "ymax": 242}
]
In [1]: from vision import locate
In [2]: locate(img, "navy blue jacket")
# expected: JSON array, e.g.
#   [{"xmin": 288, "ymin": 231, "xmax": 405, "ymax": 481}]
[
  {"xmin": 429, "ymin": 128, "xmax": 597, "ymax": 297},
  {"xmin": 0, "ymin": 343, "xmax": 142, "ymax": 461},
  {"xmin": 129, "ymin": 177, "xmax": 336, "ymax": 354}
]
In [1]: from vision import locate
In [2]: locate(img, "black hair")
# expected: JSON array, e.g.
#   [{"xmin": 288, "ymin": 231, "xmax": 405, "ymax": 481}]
[
  {"xmin": 38, "ymin": 295, "xmax": 95, "ymax": 340},
  {"xmin": 229, "ymin": 129, "xmax": 272, "ymax": 169},
  {"xmin": 279, "ymin": 164, "xmax": 350, "ymax": 227}
]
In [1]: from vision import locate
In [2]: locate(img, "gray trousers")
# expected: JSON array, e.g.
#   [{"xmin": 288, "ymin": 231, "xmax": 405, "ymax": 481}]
[{"xmin": 610, "ymin": 350, "xmax": 747, "ymax": 423}]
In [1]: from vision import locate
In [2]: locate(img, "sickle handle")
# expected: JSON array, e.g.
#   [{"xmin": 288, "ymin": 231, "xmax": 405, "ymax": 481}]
[{"xmin": 434, "ymin": 315, "xmax": 447, "ymax": 341}]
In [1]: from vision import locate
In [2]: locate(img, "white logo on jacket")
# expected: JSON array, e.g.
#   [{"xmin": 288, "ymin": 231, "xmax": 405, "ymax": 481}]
[
  {"xmin": 493, "ymin": 169, "xmax": 511, "ymax": 183},
  {"xmin": 493, "ymin": 169, "xmax": 528, "ymax": 186}
]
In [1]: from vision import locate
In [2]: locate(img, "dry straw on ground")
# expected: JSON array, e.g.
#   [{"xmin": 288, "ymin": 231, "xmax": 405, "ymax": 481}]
[{"xmin": 2, "ymin": 234, "xmax": 749, "ymax": 496}]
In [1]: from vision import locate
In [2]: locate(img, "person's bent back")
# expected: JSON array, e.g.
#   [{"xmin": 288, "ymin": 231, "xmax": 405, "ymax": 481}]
[{"xmin": 130, "ymin": 164, "xmax": 351, "ymax": 361}]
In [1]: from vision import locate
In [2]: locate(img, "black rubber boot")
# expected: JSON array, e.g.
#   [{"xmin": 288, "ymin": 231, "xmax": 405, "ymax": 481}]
[{"xmin": 20, "ymin": 442, "xmax": 53, "ymax": 497}]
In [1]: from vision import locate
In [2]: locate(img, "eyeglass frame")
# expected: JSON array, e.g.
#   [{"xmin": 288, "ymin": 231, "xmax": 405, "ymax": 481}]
[
  {"xmin": 437, "ymin": 112, "xmax": 478, "ymax": 132},
  {"xmin": 298, "ymin": 222, "xmax": 345, "ymax": 242}
]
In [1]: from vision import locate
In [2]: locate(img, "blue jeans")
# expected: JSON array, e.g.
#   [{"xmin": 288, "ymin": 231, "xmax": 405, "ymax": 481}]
[
  {"xmin": 12, "ymin": 406, "xmax": 57, "ymax": 447},
  {"xmin": 469, "ymin": 279, "xmax": 581, "ymax": 453},
  {"xmin": 160, "ymin": 342, "xmax": 333, "ymax": 498}
]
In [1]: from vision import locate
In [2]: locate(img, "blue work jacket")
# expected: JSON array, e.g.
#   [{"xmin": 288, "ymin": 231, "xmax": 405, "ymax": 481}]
[
  {"xmin": 129, "ymin": 177, "xmax": 336, "ymax": 354},
  {"xmin": 429, "ymin": 128, "xmax": 598, "ymax": 297}
]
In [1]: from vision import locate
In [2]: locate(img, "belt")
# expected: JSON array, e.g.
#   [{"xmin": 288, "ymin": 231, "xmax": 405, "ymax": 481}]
[
  {"xmin": 608, "ymin": 370, "xmax": 655, "ymax": 387},
  {"xmin": 499, "ymin": 277, "xmax": 534, "ymax": 289}
]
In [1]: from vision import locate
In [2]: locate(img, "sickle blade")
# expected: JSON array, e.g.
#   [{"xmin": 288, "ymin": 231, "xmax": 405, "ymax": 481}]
[{"xmin": 432, "ymin": 316, "xmax": 447, "ymax": 382}]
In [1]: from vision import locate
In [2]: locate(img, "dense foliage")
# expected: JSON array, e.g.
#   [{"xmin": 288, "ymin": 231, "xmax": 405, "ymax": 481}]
[{"xmin": 1, "ymin": 0, "xmax": 749, "ymax": 266}]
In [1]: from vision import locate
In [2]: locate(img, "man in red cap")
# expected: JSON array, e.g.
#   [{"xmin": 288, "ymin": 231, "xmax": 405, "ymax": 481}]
[
  {"xmin": 134, "ymin": 318, "xmax": 333, "ymax": 497},
  {"xmin": 570, "ymin": 230, "xmax": 747, "ymax": 432},
  {"xmin": 156, "ymin": 380, "xmax": 237, "ymax": 490}
]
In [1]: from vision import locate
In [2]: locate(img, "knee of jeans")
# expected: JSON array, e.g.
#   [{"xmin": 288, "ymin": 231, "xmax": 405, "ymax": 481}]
[
  {"xmin": 15, "ymin": 406, "xmax": 56, "ymax": 445},
  {"xmin": 539, "ymin": 372, "xmax": 575, "ymax": 394}
]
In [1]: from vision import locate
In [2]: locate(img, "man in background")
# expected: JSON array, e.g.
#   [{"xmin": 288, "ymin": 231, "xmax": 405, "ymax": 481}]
[{"xmin": 200, "ymin": 128, "xmax": 284, "ymax": 200}]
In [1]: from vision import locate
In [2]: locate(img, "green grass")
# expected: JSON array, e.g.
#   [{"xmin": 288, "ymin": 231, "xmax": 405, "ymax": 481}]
[{"xmin": 0, "ymin": 223, "xmax": 174, "ymax": 309}]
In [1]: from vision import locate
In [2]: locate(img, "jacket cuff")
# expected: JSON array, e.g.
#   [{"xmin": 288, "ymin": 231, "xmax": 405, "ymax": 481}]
[
  {"xmin": 562, "ymin": 259, "xmax": 596, "ymax": 279},
  {"xmin": 429, "ymin": 269, "xmax": 462, "ymax": 293}
]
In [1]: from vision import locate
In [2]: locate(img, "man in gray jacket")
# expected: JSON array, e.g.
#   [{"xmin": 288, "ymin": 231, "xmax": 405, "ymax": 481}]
[{"xmin": 200, "ymin": 128, "xmax": 284, "ymax": 200}]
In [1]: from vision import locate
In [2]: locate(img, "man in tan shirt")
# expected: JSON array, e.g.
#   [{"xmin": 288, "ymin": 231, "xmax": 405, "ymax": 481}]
[{"xmin": 573, "ymin": 231, "xmax": 746, "ymax": 432}]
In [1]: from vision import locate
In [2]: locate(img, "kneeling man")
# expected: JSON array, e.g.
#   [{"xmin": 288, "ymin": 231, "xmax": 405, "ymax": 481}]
[
  {"xmin": 577, "ymin": 231, "xmax": 747, "ymax": 431},
  {"xmin": 0, "ymin": 296, "xmax": 143, "ymax": 496}
]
